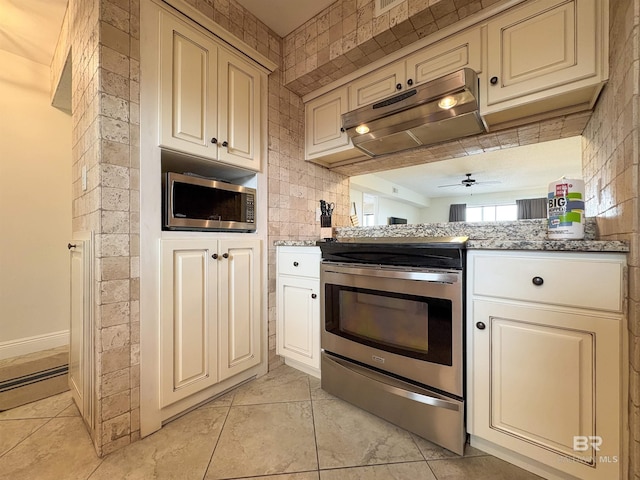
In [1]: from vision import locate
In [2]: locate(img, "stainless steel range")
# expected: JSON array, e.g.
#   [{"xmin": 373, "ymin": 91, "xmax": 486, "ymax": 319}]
[{"xmin": 319, "ymin": 236, "xmax": 467, "ymax": 455}]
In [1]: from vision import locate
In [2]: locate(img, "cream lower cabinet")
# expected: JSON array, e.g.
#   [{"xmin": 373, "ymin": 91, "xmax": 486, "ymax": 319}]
[
  {"xmin": 160, "ymin": 238, "xmax": 261, "ymax": 407},
  {"xmin": 158, "ymin": 8, "xmax": 264, "ymax": 171},
  {"xmin": 467, "ymin": 250, "xmax": 625, "ymax": 480},
  {"xmin": 276, "ymin": 246, "xmax": 321, "ymax": 377}
]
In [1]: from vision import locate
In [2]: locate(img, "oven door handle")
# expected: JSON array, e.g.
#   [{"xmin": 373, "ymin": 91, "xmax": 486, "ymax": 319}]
[
  {"xmin": 328, "ymin": 354, "xmax": 461, "ymax": 412},
  {"xmin": 322, "ymin": 264, "xmax": 460, "ymax": 284}
]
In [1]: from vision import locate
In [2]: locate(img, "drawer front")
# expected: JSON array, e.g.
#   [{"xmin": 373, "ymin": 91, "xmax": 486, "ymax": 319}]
[
  {"xmin": 471, "ymin": 253, "xmax": 624, "ymax": 312},
  {"xmin": 278, "ymin": 249, "xmax": 320, "ymax": 278}
]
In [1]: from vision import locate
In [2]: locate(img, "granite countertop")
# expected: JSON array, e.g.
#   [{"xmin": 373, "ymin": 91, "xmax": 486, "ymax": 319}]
[{"xmin": 274, "ymin": 219, "xmax": 629, "ymax": 253}]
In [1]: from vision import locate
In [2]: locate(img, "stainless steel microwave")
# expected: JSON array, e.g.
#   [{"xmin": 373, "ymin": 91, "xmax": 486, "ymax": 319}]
[{"xmin": 163, "ymin": 172, "xmax": 256, "ymax": 232}]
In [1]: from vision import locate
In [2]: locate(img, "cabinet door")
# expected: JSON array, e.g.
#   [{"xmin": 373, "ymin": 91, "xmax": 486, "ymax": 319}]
[
  {"xmin": 218, "ymin": 239, "xmax": 261, "ymax": 381},
  {"xmin": 160, "ymin": 240, "xmax": 218, "ymax": 407},
  {"xmin": 485, "ymin": 0, "xmax": 598, "ymax": 105},
  {"xmin": 348, "ymin": 63, "xmax": 406, "ymax": 110},
  {"xmin": 305, "ymin": 87, "xmax": 351, "ymax": 158},
  {"xmin": 405, "ymin": 27, "xmax": 481, "ymax": 87},
  {"xmin": 159, "ymin": 12, "xmax": 218, "ymax": 158},
  {"xmin": 276, "ymin": 276, "xmax": 320, "ymax": 370},
  {"xmin": 471, "ymin": 299, "xmax": 620, "ymax": 480},
  {"xmin": 217, "ymin": 49, "xmax": 262, "ymax": 171}
]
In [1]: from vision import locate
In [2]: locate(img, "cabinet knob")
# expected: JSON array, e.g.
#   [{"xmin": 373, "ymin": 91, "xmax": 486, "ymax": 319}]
[
  {"xmin": 221, "ymin": 141, "xmax": 229, "ymax": 147},
  {"xmin": 211, "ymin": 137, "xmax": 218, "ymax": 144},
  {"xmin": 212, "ymin": 253, "xmax": 219, "ymax": 259},
  {"xmin": 340, "ymin": 127, "xmax": 345, "ymax": 132},
  {"xmin": 407, "ymin": 78, "xmax": 413, "ymax": 86},
  {"xmin": 490, "ymin": 76, "xmax": 498, "ymax": 85},
  {"xmin": 293, "ymin": 261, "xmax": 299, "ymax": 267},
  {"xmin": 311, "ymin": 293, "xmax": 317, "ymax": 299},
  {"xmin": 222, "ymin": 253, "xmax": 229, "ymax": 259},
  {"xmin": 67, "ymin": 243, "xmax": 77, "ymax": 250},
  {"xmin": 476, "ymin": 321, "xmax": 486, "ymax": 330},
  {"xmin": 396, "ymin": 83, "xmax": 402, "ymax": 90},
  {"xmin": 532, "ymin": 276, "xmax": 544, "ymax": 286}
]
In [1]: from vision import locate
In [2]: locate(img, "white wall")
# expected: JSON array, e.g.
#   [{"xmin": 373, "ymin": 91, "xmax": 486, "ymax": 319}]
[
  {"xmin": 419, "ymin": 188, "xmax": 546, "ymax": 223},
  {"xmin": 350, "ymin": 187, "xmax": 423, "ymax": 225},
  {"xmin": 0, "ymin": 50, "xmax": 72, "ymax": 347}
]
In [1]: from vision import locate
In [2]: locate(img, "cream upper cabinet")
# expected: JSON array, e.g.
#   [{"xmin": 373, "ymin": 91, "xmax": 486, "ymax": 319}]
[
  {"xmin": 349, "ymin": 27, "xmax": 482, "ymax": 111},
  {"xmin": 217, "ymin": 49, "xmax": 263, "ymax": 171},
  {"xmin": 305, "ymin": 86, "xmax": 366, "ymax": 165},
  {"xmin": 348, "ymin": 63, "xmax": 405, "ymax": 111},
  {"xmin": 159, "ymin": 10, "xmax": 264, "ymax": 171},
  {"xmin": 467, "ymin": 250, "xmax": 625, "ymax": 480},
  {"xmin": 482, "ymin": 0, "xmax": 607, "ymax": 127},
  {"xmin": 160, "ymin": 238, "xmax": 261, "ymax": 408},
  {"xmin": 159, "ymin": 12, "xmax": 218, "ymax": 160},
  {"xmin": 405, "ymin": 27, "xmax": 481, "ymax": 88}
]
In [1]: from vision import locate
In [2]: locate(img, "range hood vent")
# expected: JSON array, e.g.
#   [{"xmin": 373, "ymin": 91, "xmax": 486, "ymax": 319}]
[{"xmin": 342, "ymin": 68, "xmax": 486, "ymax": 157}]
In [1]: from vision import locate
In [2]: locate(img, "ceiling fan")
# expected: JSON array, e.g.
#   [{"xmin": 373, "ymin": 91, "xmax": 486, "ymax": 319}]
[{"xmin": 438, "ymin": 173, "xmax": 501, "ymax": 188}]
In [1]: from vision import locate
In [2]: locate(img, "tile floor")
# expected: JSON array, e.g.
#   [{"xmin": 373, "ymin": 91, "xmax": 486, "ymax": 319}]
[{"xmin": 0, "ymin": 365, "xmax": 542, "ymax": 479}]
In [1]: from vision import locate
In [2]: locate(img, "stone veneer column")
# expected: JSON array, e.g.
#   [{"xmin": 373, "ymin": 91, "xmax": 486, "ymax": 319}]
[
  {"xmin": 64, "ymin": 0, "xmax": 141, "ymax": 456},
  {"xmin": 582, "ymin": 0, "xmax": 640, "ymax": 477}
]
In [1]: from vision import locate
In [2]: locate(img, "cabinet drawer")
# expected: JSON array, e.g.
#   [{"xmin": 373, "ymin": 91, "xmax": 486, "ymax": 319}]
[
  {"xmin": 278, "ymin": 250, "xmax": 320, "ymax": 278},
  {"xmin": 471, "ymin": 253, "xmax": 624, "ymax": 312}
]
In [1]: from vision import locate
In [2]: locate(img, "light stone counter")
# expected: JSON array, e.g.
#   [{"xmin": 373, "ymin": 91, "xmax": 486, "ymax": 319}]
[{"xmin": 274, "ymin": 219, "xmax": 629, "ymax": 253}]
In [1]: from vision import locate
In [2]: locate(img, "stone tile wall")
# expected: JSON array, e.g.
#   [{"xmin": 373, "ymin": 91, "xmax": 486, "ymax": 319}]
[
  {"xmin": 282, "ymin": 0, "xmax": 503, "ymax": 96},
  {"xmin": 582, "ymin": 0, "xmax": 640, "ymax": 477},
  {"xmin": 61, "ymin": 0, "xmax": 141, "ymax": 457}
]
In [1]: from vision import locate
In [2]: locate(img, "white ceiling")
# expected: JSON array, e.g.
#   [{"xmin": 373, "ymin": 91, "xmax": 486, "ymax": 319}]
[
  {"xmin": 0, "ymin": 0, "xmax": 68, "ymax": 65},
  {"xmin": 235, "ymin": 0, "xmax": 336, "ymax": 37},
  {"xmin": 353, "ymin": 137, "xmax": 583, "ymax": 199}
]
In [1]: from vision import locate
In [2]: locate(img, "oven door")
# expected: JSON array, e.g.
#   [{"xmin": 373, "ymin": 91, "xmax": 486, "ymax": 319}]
[{"xmin": 321, "ymin": 262, "xmax": 463, "ymax": 397}]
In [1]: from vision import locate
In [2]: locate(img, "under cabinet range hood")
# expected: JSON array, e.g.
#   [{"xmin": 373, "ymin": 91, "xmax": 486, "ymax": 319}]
[{"xmin": 342, "ymin": 68, "xmax": 486, "ymax": 157}]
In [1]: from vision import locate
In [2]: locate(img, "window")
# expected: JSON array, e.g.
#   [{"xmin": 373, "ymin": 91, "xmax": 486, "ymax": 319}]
[
  {"xmin": 466, "ymin": 204, "xmax": 517, "ymax": 222},
  {"xmin": 362, "ymin": 194, "xmax": 377, "ymax": 226}
]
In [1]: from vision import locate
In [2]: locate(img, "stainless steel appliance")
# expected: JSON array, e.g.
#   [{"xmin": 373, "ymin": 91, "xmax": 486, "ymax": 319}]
[
  {"xmin": 163, "ymin": 172, "xmax": 256, "ymax": 232},
  {"xmin": 320, "ymin": 237, "xmax": 467, "ymax": 454},
  {"xmin": 342, "ymin": 68, "xmax": 485, "ymax": 157}
]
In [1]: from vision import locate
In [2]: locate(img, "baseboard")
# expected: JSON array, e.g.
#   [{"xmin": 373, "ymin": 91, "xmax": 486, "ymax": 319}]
[{"xmin": 0, "ymin": 331, "xmax": 70, "ymax": 360}]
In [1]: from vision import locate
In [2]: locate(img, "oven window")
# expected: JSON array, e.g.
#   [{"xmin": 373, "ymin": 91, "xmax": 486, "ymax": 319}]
[{"xmin": 325, "ymin": 285, "xmax": 452, "ymax": 365}]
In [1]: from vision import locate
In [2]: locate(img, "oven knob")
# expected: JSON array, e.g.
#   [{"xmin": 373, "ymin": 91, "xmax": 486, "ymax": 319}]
[
  {"xmin": 532, "ymin": 276, "xmax": 544, "ymax": 286},
  {"xmin": 293, "ymin": 261, "xmax": 299, "ymax": 267},
  {"xmin": 476, "ymin": 322, "xmax": 486, "ymax": 330},
  {"xmin": 311, "ymin": 293, "xmax": 317, "ymax": 299}
]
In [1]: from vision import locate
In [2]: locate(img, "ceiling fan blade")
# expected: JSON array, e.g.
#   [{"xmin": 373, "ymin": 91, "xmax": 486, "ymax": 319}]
[
  {"xmin": 437, "ymin": 183, "xmax": 464, "ymax": 188},
  {"xmin": 475, "ymin": 180, "xmax": 502, "ymax": 185}
]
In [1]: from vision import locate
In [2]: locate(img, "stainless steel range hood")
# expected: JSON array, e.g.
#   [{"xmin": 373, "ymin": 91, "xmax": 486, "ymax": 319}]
[{"xmin": 342, "ymin": 68, "xmax": 486, "ymax": 157}]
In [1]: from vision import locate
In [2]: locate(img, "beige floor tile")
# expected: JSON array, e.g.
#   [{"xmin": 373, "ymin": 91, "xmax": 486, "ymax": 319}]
[
  {"xmin": 88, "ymin": 404, "xmax": 229, "ymax": 480},
  {"xmin": 231, "ymin": 365, "xmax": 311, "ymax": 405},
  {"xmin": 313, "ymin": 398, "xmax": 423, "ymax": 469},
  {"xmin": 411, "ymin": 434, "xmax": 488, "ymax": 460},
  {"xmin": 0, "ymin": 390, "xmax": 74, "ymax": 420},
  {"xmin": 319, "ymin": 461, "xmax": 436, "ymax": 479},
  {"xmin": 0, "ymin": 418, "xmax": 48, "ymax": 456},
  {"xmin": 205, "ymin": 401, "xmax": 318, "ymax": 479},
  {"xmin": 235, "ymin": 473, "xmax": 319, "ymax": 480},
  {"xmin": 427, "ymin": 455, "xmax": 543, "ymax": 479},
  {"xmin": 0, "ymin": 416, "xmax": 101, "ymax": 480},
  {"xmin": 57, "ymin": 402, "xmax": 81, "ymax": 417},
  {"xmin": 309, "ymin": 376, "xmax": 336, "ymax": 401}
]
